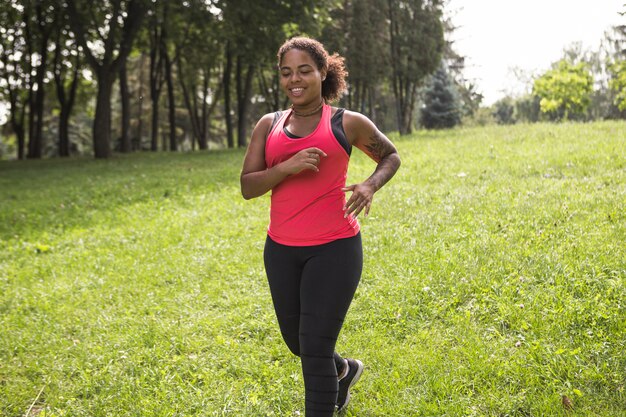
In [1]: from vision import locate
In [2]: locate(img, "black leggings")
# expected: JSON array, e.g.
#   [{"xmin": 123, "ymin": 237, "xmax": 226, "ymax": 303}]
[{"xmin": 264, "ymin": 233, "xmax": 363, "ymax": 416}]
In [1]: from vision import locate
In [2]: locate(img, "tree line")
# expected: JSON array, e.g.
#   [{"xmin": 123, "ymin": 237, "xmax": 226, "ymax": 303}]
[
  {"xmin": 2, "ymin": 1, "xmax": 622, "ymax": 160},
  {"xmin": 490, "ymin": 19, "xmax": 626, "ymax": 125},
  {"xmin": 1, "ymin": 0, "xmax": 468, "ymax": 160}
]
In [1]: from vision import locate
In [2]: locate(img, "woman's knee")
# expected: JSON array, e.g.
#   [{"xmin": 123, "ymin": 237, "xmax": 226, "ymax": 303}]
[{"xmin": 282, "ymin": 332, "xmax": 301, "ymax": 356}]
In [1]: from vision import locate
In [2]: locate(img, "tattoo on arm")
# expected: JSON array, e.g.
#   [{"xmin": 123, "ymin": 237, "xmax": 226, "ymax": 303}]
[
  {"xmin": 365, "ymin": 131, "xmax": 396, "ymax": 162},
  {"xmin": 358, "ymin": 129, "xmax": 401, "ymax": 192}
]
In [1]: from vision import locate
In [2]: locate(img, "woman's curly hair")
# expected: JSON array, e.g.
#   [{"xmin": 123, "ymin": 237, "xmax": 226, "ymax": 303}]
[{"xmin": 277, "ymin": 37, "xmax": 348, "ymax": 103}]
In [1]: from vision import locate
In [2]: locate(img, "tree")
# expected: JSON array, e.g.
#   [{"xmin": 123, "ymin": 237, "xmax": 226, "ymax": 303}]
[
  {"xmin": 609, "ymin": 60, "xmax": 626, "ymax": 110},
  {"xmin": 387, "ymin": 0, "xmax": 445, "ymax": 134},
  {"xmin": 514, "ymin": 94, "xmax": 541, "ymax": 123},
  {"xmin": 217, "ymin": 0, "xmax": 330, "ymax": 148},
  {"xmin": 601, "ymin": 14, "xmax": 626, "ymax": 117},
  {"xmin": 442, "ymin": 2, "xmax": 483, "ymax": 118},
  {"xmin": 25, "ymin": 1, "xmax": 56, "ymax": 159},
  {"xmin": 560, "ymin": 40, "xmax": 621, "ymax": 120},
  {"xmin": 419, "ymin": 65, "xmax": 461, "ymax": 129},
  {"xmin": 0, "ymin": 1, "xmax": 30, "ymax": 160},
  {"xmin": 142, "ymin": 0, "xmax": 191, "ymax": 152},
  {"xmin": 144, "ymin": 0, "xmax": 167, "ymax": 151},
  {"xmin": 344, "ymin": 0, "xmax": 388, "ymax": 117},
  {"xmin": 139, "ymin": 0, "xmax": 183, "ymax": 151},
  {"xmin": 533, "ymin": 60, "xmax": 593, "ymax": 121},
  {"xmin": 118, "ymin": 52, "xmax": 131, "ymax": 152},
  {"xmin": 66, "ymin": 0, "xmax": 146, "ymax": 158},
  {"xmin": 176, "ymin": 1, "xmax": 222, "ymax": 150},
  {"xmin": 0, "ymin": 1, "xmax": 57, "ymax": 159},
  {"xmin": 492, "ymin": 97, "xmax": 515, "ymax": 125},
  {"xmin": 52, "ymin": 11, "xmax": 81, "ymax": 157}
]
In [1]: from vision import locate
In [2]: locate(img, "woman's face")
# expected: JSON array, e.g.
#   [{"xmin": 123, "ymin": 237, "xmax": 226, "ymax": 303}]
[{"xmin": 279, "ymin": 48, "xmax": 325, "ymax": 106}]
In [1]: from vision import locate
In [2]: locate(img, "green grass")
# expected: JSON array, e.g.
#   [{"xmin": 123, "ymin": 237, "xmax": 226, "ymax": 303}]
[{"xmin": 1, "ymin": 121, "xmax": 625, "ymax": 416}]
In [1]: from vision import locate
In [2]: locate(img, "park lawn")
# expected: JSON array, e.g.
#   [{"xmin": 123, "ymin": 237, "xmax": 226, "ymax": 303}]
[{"xmin": 0, "ymin": 121, "xmax": 625, "ymax": 417}]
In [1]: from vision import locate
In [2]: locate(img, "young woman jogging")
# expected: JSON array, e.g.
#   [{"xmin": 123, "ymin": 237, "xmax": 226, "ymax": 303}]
[{"xmin": 240, "ymin": 36, "xmax": 401, "ymax": 416}]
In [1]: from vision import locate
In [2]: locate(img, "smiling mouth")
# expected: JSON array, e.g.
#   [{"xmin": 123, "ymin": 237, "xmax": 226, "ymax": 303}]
[{"xmin": 290, "ymin": 87, "xmax": 304, "ymax": 97}]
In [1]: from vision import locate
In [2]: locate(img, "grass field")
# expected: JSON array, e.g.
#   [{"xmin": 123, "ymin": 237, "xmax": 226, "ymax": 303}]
[{"xmin": 1, "ymin": 121, "xmax": 625, "ymax": 416}]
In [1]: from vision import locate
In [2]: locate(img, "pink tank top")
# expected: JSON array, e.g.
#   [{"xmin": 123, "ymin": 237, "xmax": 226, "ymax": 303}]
[{"xmin": 264, "ymin": 104, "xmax": 360, "ymax": 246}]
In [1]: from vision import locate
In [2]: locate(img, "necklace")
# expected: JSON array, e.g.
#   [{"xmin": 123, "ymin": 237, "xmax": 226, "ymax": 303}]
[{"xmin": 291, "ymin": 100, "xmax": 324, "ymax": 117}]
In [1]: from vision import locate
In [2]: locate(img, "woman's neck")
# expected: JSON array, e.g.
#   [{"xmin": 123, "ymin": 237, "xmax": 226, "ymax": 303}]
[{"xmin": 291, "ymin": 99, "xmax": 324, "ymax": 117}]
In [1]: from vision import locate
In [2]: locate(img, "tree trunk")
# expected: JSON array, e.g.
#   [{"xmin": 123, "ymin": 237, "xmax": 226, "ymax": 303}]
[
  {"xmin": 16, "ymin": 125, "xmax": 26, "ymax": 160},
  {"xmin": 93, "ymin": 69, "xmax": 114, "ymax": 158},
  {"xmin": 8, "ymin": 86, "xmax": 27, "ymax": 160},
  {"xmin": 26, "ymin": 75, "xmax": 37, "ymax": 158},
  {"xmin": 149, "ymin": 47, "xmax": 162, "ymax": 152},
  {"xmin": 136, "ymin": 53, "xmax": 145, "ymax": 151},
  {"xmin": 55, "ymin": 58, "xmax": 70, "ymax": 157},
  {"xmin": 151, "ymin": 99, "xmax": 160, "ymax": 151},
  {"xmin": 29, "ymin": 61, "xmax": 47, "ymax": 158},
  {"xmin": 388, "ymin": 0, "xmax": 408, "ymax": 135},
  {"xmin": 54, "ymin": 34, "xmax": 79, "ymax": 157},
  {"xmin": 236, "ymin": 59, "xmax": 254, "ymax": 148},
  {"xmin": 119, "ymin": 58, "xmax": 131, "ymax": 152},
  {"xmin": 200, "ymin": 68, "xmax": 209, "ymax": 150},
  {"xmin": 23, "ymin": 9, "xmax": 37, "ymax": 159},
  {"xmin": 223, "ymin": 42, "xmax": 234, "ymax": 148},
  {"xmin": 393, "ymin": 77, "xmax": 405, "ymax": 134},
  {"xmin": 150, "ymin": 45, "xmax": 162, "ymax": 152},
  {"xmin": 368, "ymin": 85, "xmax": 376, "ymax": 125},
  {"xmin": 178, "ymin": 61, "xmax": 202, "ymax": 149},
  {"xmin": 31, "ymin": 32, "xmax": 49, "ymax": 158},
  {"xmin": 66, "ymin": 0, "xmax": 146, "ymax": 158},
  {"xmin": 405, "ymin": 83, "xmax": 419, "ymax": 134},
  {"xmin": 12, "ymin": 110, "xmax": 26, "ymax": 161},
  {"xmin": 164, "ymin": 49, "xmax": 177, "ymax": 151},
  {"xmin": 58, "ymin": 108, "xmax": 70, "ymax": 157}
]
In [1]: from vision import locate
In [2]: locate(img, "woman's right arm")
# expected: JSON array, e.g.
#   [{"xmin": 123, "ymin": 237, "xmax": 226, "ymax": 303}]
[{"xmin": 240, "ymin": 114, "xmax": 326, "ymax": 200}]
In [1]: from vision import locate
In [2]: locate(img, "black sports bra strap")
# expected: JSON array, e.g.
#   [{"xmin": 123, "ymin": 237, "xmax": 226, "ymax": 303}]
[
  {"xmin": 331, "ymin": 108, "xmax": 351, "ymax": 156},
  {"xmin": 268, "ymin": 111, "xmax": 283, "ymax": 138}
]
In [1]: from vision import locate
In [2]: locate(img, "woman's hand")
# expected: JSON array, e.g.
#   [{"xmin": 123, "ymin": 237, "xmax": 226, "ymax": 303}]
[
  {"xmin": 280, "ymin": 147, "xmax": 327, "ymax": 175},
  {"xmin": 342, "ymin": 182, "xmax": 376, "ymax": 218}
]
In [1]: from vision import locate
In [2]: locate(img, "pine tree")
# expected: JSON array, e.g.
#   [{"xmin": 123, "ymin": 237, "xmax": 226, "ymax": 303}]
[{"xmin": 420, "ymin": 65, "xmax": 461, "ymax": 129}]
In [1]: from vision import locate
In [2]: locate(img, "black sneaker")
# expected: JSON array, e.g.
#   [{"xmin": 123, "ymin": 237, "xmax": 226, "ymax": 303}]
[{"xmin": 336, "ymin": 358, "xmax": 364, "ymax": 412}]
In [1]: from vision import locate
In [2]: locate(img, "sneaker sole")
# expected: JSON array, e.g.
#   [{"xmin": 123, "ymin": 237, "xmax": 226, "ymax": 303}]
[{"xmin": 337, "ymin": 360, "xmax": 364, "ymax": 412}]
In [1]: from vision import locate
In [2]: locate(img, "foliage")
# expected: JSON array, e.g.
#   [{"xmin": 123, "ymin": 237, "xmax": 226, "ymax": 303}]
[
  {"xmin": 419, "ymin": 65, "xmax": 462, "ymax": 129},
  {"xmin": 513, "ymin": 94, "xmax": 541, "ymax": 123},
  {"xmin": 558, "ymin": 34, "xmax": 625, "ymax": 120},
  {"xmin": 461, "ymin": 106, "xmax": 495, "ymax": 127},
  {"xmin": 533, "ymin": 60, "xmax": 594, "ymax": 120},
  {"xmin": 388, "ymin": 0, "xmax": 445, "ymax": 134},
  {"xmin": 491, "ymin": 97, "xmax": 516, "ymax": 124},
  {"xmin": 609, "ymin": 60, "xmax": 626, "ymax": 110},
  {"xmin": 1, "ymin": 121, "xmax": 625, "ymax": 416},
  {"xmin": 66, "ymin": 0, "xmax": 147, "ymax": 158},
  {"xmin": 4, "ymin": 1, "xmax": 625, "ymax": 160},
  {"xmin": 318, "ymin": 0, "xmax": 394, "ymax": 130},
  {"xmin": 442, "ymin": 3, "xmax": 483, "ymax": 117}
]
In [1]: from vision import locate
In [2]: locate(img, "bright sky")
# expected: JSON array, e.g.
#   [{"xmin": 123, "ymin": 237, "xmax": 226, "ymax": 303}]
[{"xmin": 447, "ymin": 0, "xmax": 625, "ymax": 105}]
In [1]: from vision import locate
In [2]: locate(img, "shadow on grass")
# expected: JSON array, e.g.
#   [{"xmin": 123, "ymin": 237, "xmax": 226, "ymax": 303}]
[{"xmin": 0, "ymin": 149, "xmax": 245, "ymax": 241}]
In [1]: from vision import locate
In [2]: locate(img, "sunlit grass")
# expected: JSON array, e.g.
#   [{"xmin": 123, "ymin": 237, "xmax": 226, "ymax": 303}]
[{"xmin": 1, "ymin": 121, "xmax": 625, "ymax": 416}]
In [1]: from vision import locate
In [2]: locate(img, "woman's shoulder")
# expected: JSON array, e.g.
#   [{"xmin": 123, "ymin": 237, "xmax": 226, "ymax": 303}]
[
  {"xmin": 335, "ymin": 108, "xmax": 375, "ymax": 134},
  {"xmin": 257, "ymin": 111, "xmax": 280, "ymax": 124},
  {"xmin": 253, "ymin": 111, "xmax": 281, "ymax": 132},
  {"xmin": 249, "ymin": 112, "xmax": 280, "ymax": 145}
]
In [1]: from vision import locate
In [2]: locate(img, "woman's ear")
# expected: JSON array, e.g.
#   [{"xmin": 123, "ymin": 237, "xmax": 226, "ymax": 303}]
[{"xmin": 321, "ymin": 70, "xmax": 327, "ymax": 81}]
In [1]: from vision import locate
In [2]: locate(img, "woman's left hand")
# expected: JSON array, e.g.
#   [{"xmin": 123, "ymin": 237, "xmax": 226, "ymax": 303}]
[{"xmin": 342, "ymin": 182, "xmax": 376, "ymax": 218}]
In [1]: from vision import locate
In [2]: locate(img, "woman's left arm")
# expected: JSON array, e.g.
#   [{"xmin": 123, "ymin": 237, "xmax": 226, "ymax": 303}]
[{"xmin": 343, "ymin": 111, "xmax": 401, "ymax": 218}]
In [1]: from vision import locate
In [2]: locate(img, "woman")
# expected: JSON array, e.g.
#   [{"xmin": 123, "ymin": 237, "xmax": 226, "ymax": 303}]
[{"xmin": 240, "ymin": 37, "xmax": 400, "ymax": 416}]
